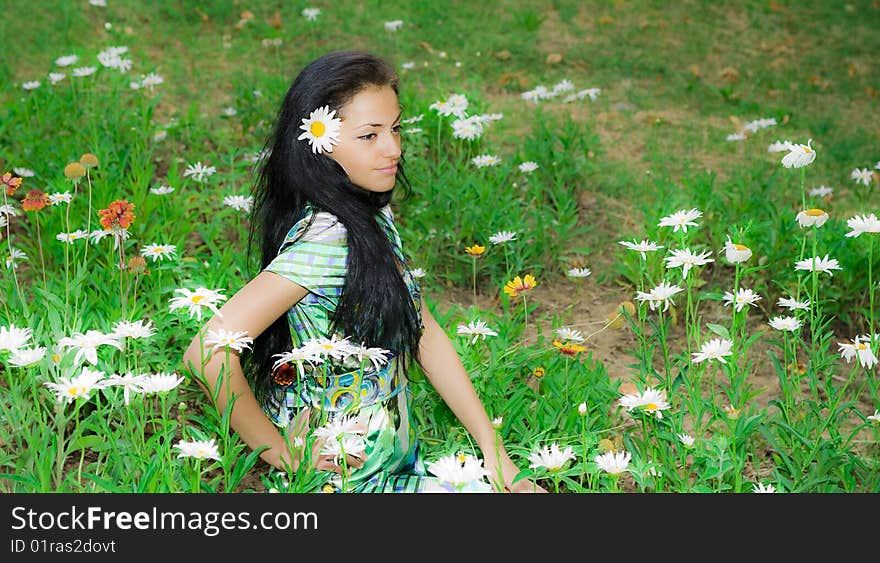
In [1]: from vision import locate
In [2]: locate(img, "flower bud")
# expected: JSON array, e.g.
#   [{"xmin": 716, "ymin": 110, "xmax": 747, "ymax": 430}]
[
  {"xmin": 64, "ymin": 162, "xmax": 86, "ymax": 181},
  {"xmin": 79, "ymin": 153, "xmax": 99, "ymax": 169}
]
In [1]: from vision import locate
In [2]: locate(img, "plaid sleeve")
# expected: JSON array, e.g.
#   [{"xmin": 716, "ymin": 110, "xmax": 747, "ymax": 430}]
[{"xmin": 264, "ymin": 211, "xmax": 348, "ymax": 297}]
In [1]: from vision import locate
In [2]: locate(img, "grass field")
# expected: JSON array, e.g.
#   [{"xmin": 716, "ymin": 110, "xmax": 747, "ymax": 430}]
[{"xmin": 1, "ymin": 0, "xmax": 879, "ymax": 493}]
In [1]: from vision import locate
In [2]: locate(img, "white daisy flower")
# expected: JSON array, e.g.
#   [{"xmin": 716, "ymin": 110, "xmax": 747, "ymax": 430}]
[
  {"xmin": 55, "ymin": 54, "xmax": 79, "ymax": 67},
  {"xmin": 313, "ymin": 415, "xmax": 366, "ymax": 442},
  {"xmin": 677, "ymin": 433, "xmax": 695, "ymax": 448},
  {"xmin": 12, "ymin": 167, "xmax": 34, "ymax": 177},
  {"xmin": 320, "ymin": 433, "xmax": 367, "ymax": 465},
  {"xmin": 204, "ymin": 329, "xmax": 253, "ymax": 353},
  {"xmin": 103, "ymin": 372, "xmax": 149, "ymax": 405},
  {"xmin": 723, "ymin": 287, "xmax": 762, "ymax": 312},
  {"xmin": 136, "ymin": 372, "xmax": 185, "ymax": 394},
  {"xmin": 0, "ymin": 204, "xmax": 19, "ymax": 218},
  {"xmin": 743, "ymin": 117, "xmax": 776, "ymax": 132},
  {"xmin": 409, "ymin": 267, "xmax": 426, "ymax": 278},
  {"xmin": 6, "ymin": 248, "xmax": 27, "ymax": 269},
  {"xmin": 518, "ymin": 161, "xmax": 539, "ymax": 173},
  {"xmin": 471, "ymin": 154, "xmax": 500, "ymax": 167},
  {"xmin": 0, "ymin": 324, "xmax": 31, "ymax": 353},
  {"xmin": 223, "ymin": 194, "xmax": 253, "ymax": 212},
  {"xmin": 619, "ymin": 238, "xmax": 664, "ymax": 260},
  {"xmin": 48, "ymin": 192, "xmax": 73, "ymax": 205},
  {"xmin": 344, "ymin": 344, "xmax": 391, "ymax": 372},
  {"xmin": 594, "ymin": 450, "xmax": 631, "ymax": 475},
  {"xmin": 777, "ymin": 296, "xmax": 810, "ymax": 311},
  {"xmin": 297, "ymin": 105, "xmax": 342, "ymax": 154},
  {"xmin": 149, "ymin": 185, "xmax": 174, "ymax": 195},
  {"xmin": 722, "ymin": 235, "xmax": 752, "ymax": 263},
  {"xmin": 867, "ymin": 410, "xmax": 880, "ymax": 423},
  {"xmin": 850, "ymin": 167, "xmax": 874, "ymax": 187},
  {"xmin": 726, "ymin": 132, "xmax": 746, "ymax": 141},
  {"xmin": 577, "ymin": 403, "xmax": 587, "ymax": 416},
  {"xmin": 89, "ymin": 0, "xmax": 107, "ymax": 6},
  {"xmin": 222, "ymin": 107, "xmax": 237, "ymax": 117},
  {"xmin": 183, "ymin": 161, "xmax": 217, "ymax": 182},
  {"xmin": 844, "ymin": 213, "xmax": 880, "ymax": 238},
  {"xmin": 796, "ymin": 208, "xmax": 829, "ymax": 228},
  {"xmin": 768, "ymin": 316, "xmax": 802, "ymax": 332},
  {"xmin": 618, "ymin": 387, "xmax": 670, "ymax": 419},
  {"xmin": 43, "ymin": 367, "xmax": 107, "ymax": 404},
  {"xmin": 426, "ymin": 453, "xmax": 491, "ymax": 490},
  {"xmin": 57, "ymin": 329, "xmax": 123, "ymax": 365},
  {"xmin": 384, "ymin": 19, "xmax": 404, "ymax": 32},
  {"xmin": 168, "ymin": 287, "xmax": 227, "ymax": 321},
  {"xmin": 402, "ymin": 114, "xmax": 423, "ymax": 124},
  {"xmin": 781, "ymin": 139, "xmax": 816, "ymax": 168},
  {"xmin": 665, "ymin": 248, "xmax": 714, "ymax": 279},
  {"xmin": 753, "ymin": 483, "xmax": 777, "ymax": 493},
  {"xmin": 306, "ymin": 334, "xmax": 354, "ymax": 362},
  {"xmin": 22, "ymin": 81, "xmax": 41, "ymax": 90},
  {"xmin": 809, "ymin": 185, "xmax": 833, "ymax": 197},
  {"xmin": 528, "ymin": 443, "xmax": 576, "ymax": 472},
  {"xmin": 634, "ymin": 281, "xmax": 684, "ymax": 312},
  {"xmin": 562, "ymin": 87, "xmax": 600, "ymax": 102},
  {"xmin": 301, "ymin": 7, "xmax": 321, "ymax": 21},
  {"xmin": 794, "ymin": 254, "xmax": 841, "ymax": 276},
  {"xmin": 552, "ymin": 79, "xmax": 575, "ymax": 94},
  {"xmin": 272, "ymin": 347, "xmax": 324, "ymax": 378},
  {"xmin": 691, "ymin": 337, "xmax": 734, "ymax": 364},
  {"xmin": 451, "ymin": 117, "xmax": 483, "ymax": 140},
  {"xmin": 456, "ymin": 320, "xmax": 499, "ymax": 345},
  {"xmin": 554, "ymin": 327, "xmax": 585, "ymax": 343},
  {"xmin": 175, "ymin": 438, "xmax": 222, "ymax": 462},
  {"xmin": 401, "ymin": 61, "xmax": 415, "ymax": 70},
  {"xmin": 141, "ymin": 72, "xmax": 164, "ymax": 90},
  {"xmin": 566, "ymin": 267, "xmax": 592, "ymax": 278},
  {"xmin": 488, "ymin": 230, "xmax": 516, "ymax": 244},
  {"xmin": 72, "ymin": 66, "xmax": 98, "ymax": 77},
  {"xmin": 838, "ymin": 335, "xmax": 877, "ymax": 370},
  {"xmin": 140, "ymin": 243, "xmax": 177, "ymax": 262},
  {"xmin": 9, "ymin": 346, "xmax": 47, "ymax": 367},
  {"xmin": 658, "ymin": 208, "xmax": 703, "ymax": 233},
  {"xmin": 112, "ymin": 319, "xmax": 156, "ymax": 340}
]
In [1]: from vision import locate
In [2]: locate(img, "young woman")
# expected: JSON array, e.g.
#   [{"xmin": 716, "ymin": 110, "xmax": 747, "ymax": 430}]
[{"xmin": 183, "ymin": 50, "xmax": 545, "ymax": 493}]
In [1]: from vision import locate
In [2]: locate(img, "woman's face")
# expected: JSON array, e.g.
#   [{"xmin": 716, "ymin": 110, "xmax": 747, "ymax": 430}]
[{"xmin": 327, "ymin": 85, "xmax": 402, "ymax": 193}]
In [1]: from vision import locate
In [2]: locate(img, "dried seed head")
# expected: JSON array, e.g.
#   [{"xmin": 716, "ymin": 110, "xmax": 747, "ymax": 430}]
[
  {"xmin": 79, "ymin": 153, "xmax": 99, "ymax": 169},
  {"xmin": 64, "ymin": 162, "xmax": 86, "ymax": 181}
]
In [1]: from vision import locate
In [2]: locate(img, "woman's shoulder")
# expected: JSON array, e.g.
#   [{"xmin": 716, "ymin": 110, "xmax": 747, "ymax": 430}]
[{"xmin": 283, "ymin": 205, "xmax": 346, "ymax": 248}]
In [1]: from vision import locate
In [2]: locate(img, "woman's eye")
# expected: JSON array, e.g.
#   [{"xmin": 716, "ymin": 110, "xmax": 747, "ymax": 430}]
[
  {"xmin": 359, "ymin": 133, "xmax": 376, "ymax": 140},
  {"xmin": 391, "ymin": 125, "xmax": 401, "ymax": 134}
]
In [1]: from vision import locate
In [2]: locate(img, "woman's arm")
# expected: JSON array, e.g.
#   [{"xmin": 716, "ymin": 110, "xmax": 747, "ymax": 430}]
[
  {"xmin": 182, "ymin": 271, "xmax": 308, "ymax": 471},
  {"xmin": 417, "ymin": 296, "xmax": 547, "ymax": 492}
]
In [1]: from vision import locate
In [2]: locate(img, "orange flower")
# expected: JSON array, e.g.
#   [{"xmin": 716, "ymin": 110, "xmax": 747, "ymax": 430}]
[
  {"xmin": 21, "ymin": 189, "xmax": 49, "ymax": 212},
  {"xmin": 503, "ymin": 274, "xmax": 537, "ymax": 298},
  {"xmin": 553, "ymin": 339, "xmax": 586, "ymax": 357},
  {"xmin": 464, "ymin": 243, "xmax": 486, "ymax": 257},
  {"xmin": 98, "ymin": 199, "xmax": 136, "ymax": 230},
  {"xmin": 1, "ymin": 172, "xmax": 22, "ymax": 196}
]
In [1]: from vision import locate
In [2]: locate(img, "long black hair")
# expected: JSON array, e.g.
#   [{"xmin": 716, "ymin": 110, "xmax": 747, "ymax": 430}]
[{"xmin": 243, "ymin": 50, "xmax": 422, "ymax": 406}]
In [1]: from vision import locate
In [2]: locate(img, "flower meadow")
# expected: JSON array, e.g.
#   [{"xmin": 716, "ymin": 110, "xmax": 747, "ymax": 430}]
[{"xmin": 1, "ymin": 2, "xmax": 879, "ymax": 493}]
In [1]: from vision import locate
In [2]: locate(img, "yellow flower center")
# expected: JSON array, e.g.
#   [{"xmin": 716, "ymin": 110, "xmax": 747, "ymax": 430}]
[
  {"xmin": 857, "ymin": 342, "xmax": 867, "ymax": 351},
  {"xmin": 191, "ymin": 295, "xmax": 205, "ymax": 303},
  {"xmin": 803, "ymin": 146, "xmax": 813, "ymax": 153},
  {"xmin": 310, "ymin": 121, "xmax": 326, "ymax": 137},
  {"xmin": 806, "ymin": 208, "xmax": 825, "ymax": 216},
  {"xmin": 645, "ymin": 403, "xmax": 658, "ymax": 411},
  {"xmin": 734, "ymin": 244, "xmax": 748, "ymax": 251}
]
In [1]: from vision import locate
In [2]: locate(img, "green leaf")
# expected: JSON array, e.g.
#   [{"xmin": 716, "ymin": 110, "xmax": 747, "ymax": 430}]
[{"xmin": 705, "ymin": 323, "xmax": 731, "ymax": 340}]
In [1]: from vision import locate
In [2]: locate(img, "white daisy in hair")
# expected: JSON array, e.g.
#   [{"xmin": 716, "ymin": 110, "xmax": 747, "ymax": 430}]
[{"xmin": 298, "ymin": 105, "xmax": 342, "ymax": 154}]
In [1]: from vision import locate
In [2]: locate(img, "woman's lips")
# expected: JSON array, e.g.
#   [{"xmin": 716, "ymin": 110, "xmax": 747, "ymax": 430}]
[{"xmin": 376, "ymin": 165, "xmax": 398, "ymax": 174}]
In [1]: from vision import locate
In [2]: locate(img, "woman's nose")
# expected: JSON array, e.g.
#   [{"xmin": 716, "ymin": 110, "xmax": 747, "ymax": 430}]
[{"xmin": 381, "ymin": 133, "xmax": 401, "ymax": 159}]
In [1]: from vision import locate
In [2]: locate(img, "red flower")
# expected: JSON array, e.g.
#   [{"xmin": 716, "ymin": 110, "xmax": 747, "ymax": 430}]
[
  {"xmin": 1, "ymin": 172, "xmax": 22, "ymax": 196},
  {"xmin": 98, "ymin": 199, "xmax": 136, "ymax": 230},
  {"xmin": 21, "ymin": 189, "xmax": 49, "ymax": 212}
]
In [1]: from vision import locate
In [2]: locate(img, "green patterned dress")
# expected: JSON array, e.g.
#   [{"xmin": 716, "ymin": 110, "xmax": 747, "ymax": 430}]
[{"xmin": 264, "ymin": 204, "xmax": 453, "ymax": 493}]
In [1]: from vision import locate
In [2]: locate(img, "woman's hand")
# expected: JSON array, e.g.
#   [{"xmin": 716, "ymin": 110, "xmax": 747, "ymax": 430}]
[{"xmin": 483, "ymin": 448, "xmax": 548, "ymax": 493}]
